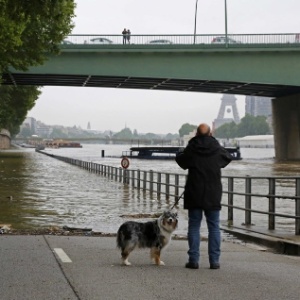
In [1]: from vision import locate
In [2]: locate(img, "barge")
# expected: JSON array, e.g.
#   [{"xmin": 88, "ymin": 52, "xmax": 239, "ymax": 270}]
[
  {"xmin": 122, "ymin": 146, "xmax": 241, "ymax": 160},
  {"xmin": 44, "ymin": 140, "xmax": 82, "ymax": 148}
]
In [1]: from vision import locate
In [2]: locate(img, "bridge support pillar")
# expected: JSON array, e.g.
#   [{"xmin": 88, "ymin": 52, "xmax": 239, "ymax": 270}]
[{"xmin": 272, "ymin": 94, "xmax": 300, "ymax": 161}]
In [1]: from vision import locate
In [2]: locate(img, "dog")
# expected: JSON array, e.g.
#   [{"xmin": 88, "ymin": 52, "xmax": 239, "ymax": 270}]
[{"xmin": 116, "ymin": 210, "xmax": 178, "ymax": 266}]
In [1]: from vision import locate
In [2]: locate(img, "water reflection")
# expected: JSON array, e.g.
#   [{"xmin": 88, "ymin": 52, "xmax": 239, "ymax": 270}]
[
  {"xmin": 0, "ymin": 150, "xmax": 42, "ymax": 229},
  {"xmin": 1, "ymin": 145, "xmax": 300, "ymax": 234}
]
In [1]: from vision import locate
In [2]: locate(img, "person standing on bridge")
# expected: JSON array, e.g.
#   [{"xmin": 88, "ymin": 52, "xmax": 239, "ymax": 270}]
[
  {"xmin": 122, "ymin": 28, "xmax": 127, "ymax": 44},
  {"xmin": 127, "ymin": 29, "xmax": 131, "ymax": 44},
  {"xmin": 175, "ymin": 123, "xmax": 232, "ymax": 270}
]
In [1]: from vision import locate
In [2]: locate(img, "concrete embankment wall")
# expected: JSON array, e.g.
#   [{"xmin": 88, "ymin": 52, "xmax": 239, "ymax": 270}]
[{"xmin": 0, "ymin": 129, "xmax": 11, "ymax": 149}]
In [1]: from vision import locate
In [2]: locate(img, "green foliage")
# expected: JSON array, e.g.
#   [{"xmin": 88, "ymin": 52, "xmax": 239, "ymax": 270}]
[
  {"xmin": 49, "ymin": 128, "xmax": 69, "ymax": 139},
  {"xmin": 179, "ymin": 123, "xmax": 197, "ymax": 137},
  {"xmin": 113, "ymin": 128, "xmax": 134, "ymax": 139},
  {"xmin": 165, "ymin": 133, "xmax": 179, "ymax": 140},
  {"xmin": 214, "ymin": 114, "xmax": 271, "ymax": 138},
  {"xmin": 236, "ymin": 114, "xmax": 270, "ymax": 137},
  {"xmin": 0, "ymin": 85, "xmax": 41, "ymax": 135},
  {"xmin": 0, "ymin": 0, "xmax": 75, "ymax": 135},
  {"xmin": 0, "ymin": 0, "xmax": 76, "ymax": 73},
  {"xmin": 214, "ymin": 121, "xmax": 238, "ymax": 139},
  {"xmin": 143, "ymin": 132, "xmax": 159, "ymax": 139}
]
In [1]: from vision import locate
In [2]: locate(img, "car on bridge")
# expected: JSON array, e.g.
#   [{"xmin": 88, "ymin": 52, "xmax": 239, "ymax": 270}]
[
  {"xmin": 211, "ymin": 36, "xmax": 241, "ymax": 44},
  {"xmin": 148, "ymin": 39, "xmax": 173, "ymax": 45},
  {"xmin": 89, "ymin": 37, "xmax": 113, "ymax": 44}
]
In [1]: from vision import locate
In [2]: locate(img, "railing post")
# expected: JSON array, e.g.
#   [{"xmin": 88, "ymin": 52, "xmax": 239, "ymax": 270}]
[
  {"xmin": 143, "ymin": 171, "xmax": 147, "ymax": 191},
  {"xmin": 110, "ymin": 166, "xmax": 113, "ymax": 179},
  {"xmin": 149, "ymin": 170, "xmax": 153, "ymax": 194},
  {"xmin": 123, "ymin": 169, "xmax": 127, "ymax": 184},
  {"xmin": 131, "ymin": 170, "xmax": 135, "ymax": 188},
  {"xmin": 115, "ymin": 167, "xmax": 118, "ymax": 181},
  {"xmin": 175, "ymin": 174, "xmax": 179, "ymax": 200},
  {"xmin": 137, "ymin": 170, "xmax": 141, "ymax": 190},
  {"xmin": 157, "ymin": 172, "xmax": 161, "ymax": 198},
  {"xmin": 119, "ymin": 168, "xmax": 122, "ymax": 182},
  {"xmin": 296, "ymin": 178, "xmax": 300, "ymax": 235},
  {"xmin": 245, "ymin": 176, "xmax": 252, "ymax": 226},
  {"xmin": 228, "ymin": 177, "xmax": 234, "ymax": 223},
  {"xmin": 165, "ymin": 173, "xmax": 170, "ymax": 199},
  {"xmin": 268, "ymin": 178, "xmax": 276, "ymax": 230}
]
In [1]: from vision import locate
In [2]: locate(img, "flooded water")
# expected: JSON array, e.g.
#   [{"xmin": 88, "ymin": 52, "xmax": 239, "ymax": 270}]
[{"xmin": 1, "ymin": 144, "xmax": 300, "ymax": 235}]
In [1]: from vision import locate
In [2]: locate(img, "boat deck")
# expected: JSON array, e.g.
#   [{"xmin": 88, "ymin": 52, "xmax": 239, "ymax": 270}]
[{"xmin": 122, "ymin": 146, "xmax": 242, "ymax": 160}]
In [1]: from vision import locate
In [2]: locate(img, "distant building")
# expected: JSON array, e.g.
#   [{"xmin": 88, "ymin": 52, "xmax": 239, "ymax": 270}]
[
  {"xmin": 20, "ymin": 117, "xmax": 37, "ymax": 133},
  {"xmin": 87, "ymin": 122, "xmax": 91, "ymax": 130},
  {"xmin": 236, "ymin": 135, "xmax": 274, "ymax": 148},
  {"xmin": 245, "ymin": 96, "xmax": 272, "ymax": 133},
  {"xmin": 35, "ymin": 121, "xmax": 53, "ymax": 137},
  {"xmin": 245, "ymin": 96, "xmax": 272, "ymax": 117}
]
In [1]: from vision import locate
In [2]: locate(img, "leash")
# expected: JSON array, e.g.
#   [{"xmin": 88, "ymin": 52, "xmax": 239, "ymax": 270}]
[{"xmin": 170, "ymin": 191, "xmax": 184, "ymax": 210}]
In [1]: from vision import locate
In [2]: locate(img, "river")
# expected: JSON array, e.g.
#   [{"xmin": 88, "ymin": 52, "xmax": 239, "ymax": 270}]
[{"xmin": 1, "ymin": 144, "xmax": 300, "ymax": 235}]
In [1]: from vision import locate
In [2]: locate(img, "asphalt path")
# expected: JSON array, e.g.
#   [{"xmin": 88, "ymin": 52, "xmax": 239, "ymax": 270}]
[{"xmin": 0, "ymin": 235, "xmax": 300, "ymax": 300}]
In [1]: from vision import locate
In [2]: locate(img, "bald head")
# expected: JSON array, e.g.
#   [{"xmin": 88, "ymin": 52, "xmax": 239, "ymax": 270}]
[{"xmin": 196, "ymin": 123, "xmax": 211, "ymax": 137}]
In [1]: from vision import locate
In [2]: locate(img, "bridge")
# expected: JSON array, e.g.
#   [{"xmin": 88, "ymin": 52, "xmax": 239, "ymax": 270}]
[{"xmin": 3, "ymin": 33, "xmax": 300, "ymax": 160}]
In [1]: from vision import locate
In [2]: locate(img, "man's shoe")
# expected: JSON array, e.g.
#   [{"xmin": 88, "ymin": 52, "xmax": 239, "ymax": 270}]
[
  {"xmin": 210, "ymin": 263, "xmax": 220, "ymax": 269},
  {"xmin": 185, "ymin": 262, "xmax": 199, "ymax": 269}
]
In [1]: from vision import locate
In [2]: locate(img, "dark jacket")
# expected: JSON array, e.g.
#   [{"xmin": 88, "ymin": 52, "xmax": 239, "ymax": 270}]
[{"xmin": 175, "ymin": 135, "xmax": 232, "ymax": 210}]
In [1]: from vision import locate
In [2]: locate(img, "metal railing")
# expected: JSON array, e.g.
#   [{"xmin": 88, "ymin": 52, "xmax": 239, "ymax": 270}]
[
  {"xmin": 62, "ymin": 33, "xmax": 300, "ymax": 47},
  {"xmin": 38, "ymin": 151, "xmax": 300, "ymax": 236}
]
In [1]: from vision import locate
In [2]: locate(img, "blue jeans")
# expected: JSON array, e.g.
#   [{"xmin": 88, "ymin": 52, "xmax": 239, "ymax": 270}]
[{"xmin": 187, "ymin": 209, "xmax": 221, "ymax": 265}]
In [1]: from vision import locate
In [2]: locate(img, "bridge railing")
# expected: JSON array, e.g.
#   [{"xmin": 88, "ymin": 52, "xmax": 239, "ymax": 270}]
[
  {"xmin": 63, "ymin": 33, "xmax": 300, "ymax": 47},
  {"xmin": 38, "ymin": 151, "xmax": 300, "ymax": 236}
]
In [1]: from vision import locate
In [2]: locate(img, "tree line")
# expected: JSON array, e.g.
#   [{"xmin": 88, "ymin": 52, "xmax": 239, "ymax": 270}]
[
  {"xmin": 178, "ymin": 114, "xmax": 271, "ymax": 139},
  {"xmin": 213, "ymin": 114, "xmax": 271, "ymax": 138}
]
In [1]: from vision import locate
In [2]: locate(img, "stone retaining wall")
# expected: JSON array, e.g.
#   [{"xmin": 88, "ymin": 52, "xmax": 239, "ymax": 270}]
[{"xmin": 0, "ymin": 129, "xmax": 11, "ymax": 149}]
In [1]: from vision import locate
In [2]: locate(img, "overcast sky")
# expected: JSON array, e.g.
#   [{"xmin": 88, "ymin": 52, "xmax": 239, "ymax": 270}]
[{"xmin": 28, "ymin": 0, "xmax": 300, "ymax": 134}]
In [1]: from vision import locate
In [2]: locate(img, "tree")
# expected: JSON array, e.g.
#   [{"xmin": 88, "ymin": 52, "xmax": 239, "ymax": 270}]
[
  {"xmin": 214, "ymin": 114, "xmax": 271, "ymax": 138},
  {"xmin": 179, "ymin": 123, "xmax": 197, "ymax": 137},
  {"xmin": 0, "ymin": 85, "xmax": 41, "ymax": 135},
  {"xmin": 0, "ymin": 1, "xmax": 75, "ymax": 135},
  {"xmin": 50, "ymin": 128, "xmax": 68, "ymax": 139},
  {"xmin": 0, "ymin": 0, "xmax": 76, "ymax": 74},
  {"xmin": 236, "ymin": 114, "xmax": 270, "ymax": 137},
  {"xmin": 214, "ymin": 122, "xmax": 238, "ymax": 139},
  {"xmin": 113, "ymin": 128, "xmax": 134, "ymax": 139},
  {"xmin": 165, "ymin": 133, "xmax": 179, "ymax": 140}
]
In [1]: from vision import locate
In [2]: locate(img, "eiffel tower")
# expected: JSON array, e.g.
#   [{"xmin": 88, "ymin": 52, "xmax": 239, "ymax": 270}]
[{"xmin": 213, "ymin": 94, "xmax": 240, "ymax": 130}]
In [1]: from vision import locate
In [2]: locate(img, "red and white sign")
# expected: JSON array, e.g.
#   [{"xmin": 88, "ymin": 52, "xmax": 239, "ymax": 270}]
[{"xmin": 121, "ymin": 157, "xmax": 130, "ymax": 169}]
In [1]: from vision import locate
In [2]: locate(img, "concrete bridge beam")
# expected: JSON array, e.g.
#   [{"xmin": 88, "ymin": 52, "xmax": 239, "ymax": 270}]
[{"xmin": 272, "ymin": 94, "xmax": 300, "ymax": 160}]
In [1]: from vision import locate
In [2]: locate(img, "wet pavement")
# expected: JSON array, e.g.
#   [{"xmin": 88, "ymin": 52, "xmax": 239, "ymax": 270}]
[{"xmin": 1, "ymin": 235, "xmax": 300, "ymax": 300}]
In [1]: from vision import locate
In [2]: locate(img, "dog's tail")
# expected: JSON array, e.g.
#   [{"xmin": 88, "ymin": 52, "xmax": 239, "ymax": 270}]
[{"xmin": 116, "ymin": 227, "xmax": 124, "ymax": 249}]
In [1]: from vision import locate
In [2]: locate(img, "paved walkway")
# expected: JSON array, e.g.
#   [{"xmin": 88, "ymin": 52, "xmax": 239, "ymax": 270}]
[{"xmin": 0, "ymin": 235, "xmax": 300, "ymax": 300}]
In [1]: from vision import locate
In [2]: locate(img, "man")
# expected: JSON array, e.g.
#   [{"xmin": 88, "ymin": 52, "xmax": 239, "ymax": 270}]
[
  {"xmin": 122, "ymin": 28, "xmax": 127, "ymax": 44},
  {"xmin": 175, "ymin": 123, "xmax": 232, "ymax": 269}
]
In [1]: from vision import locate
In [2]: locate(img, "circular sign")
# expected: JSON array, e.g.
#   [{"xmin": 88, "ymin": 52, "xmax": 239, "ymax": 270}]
[{"xmin": 121, "ymin": 157, "xmax": 130, "ymax": 169}]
